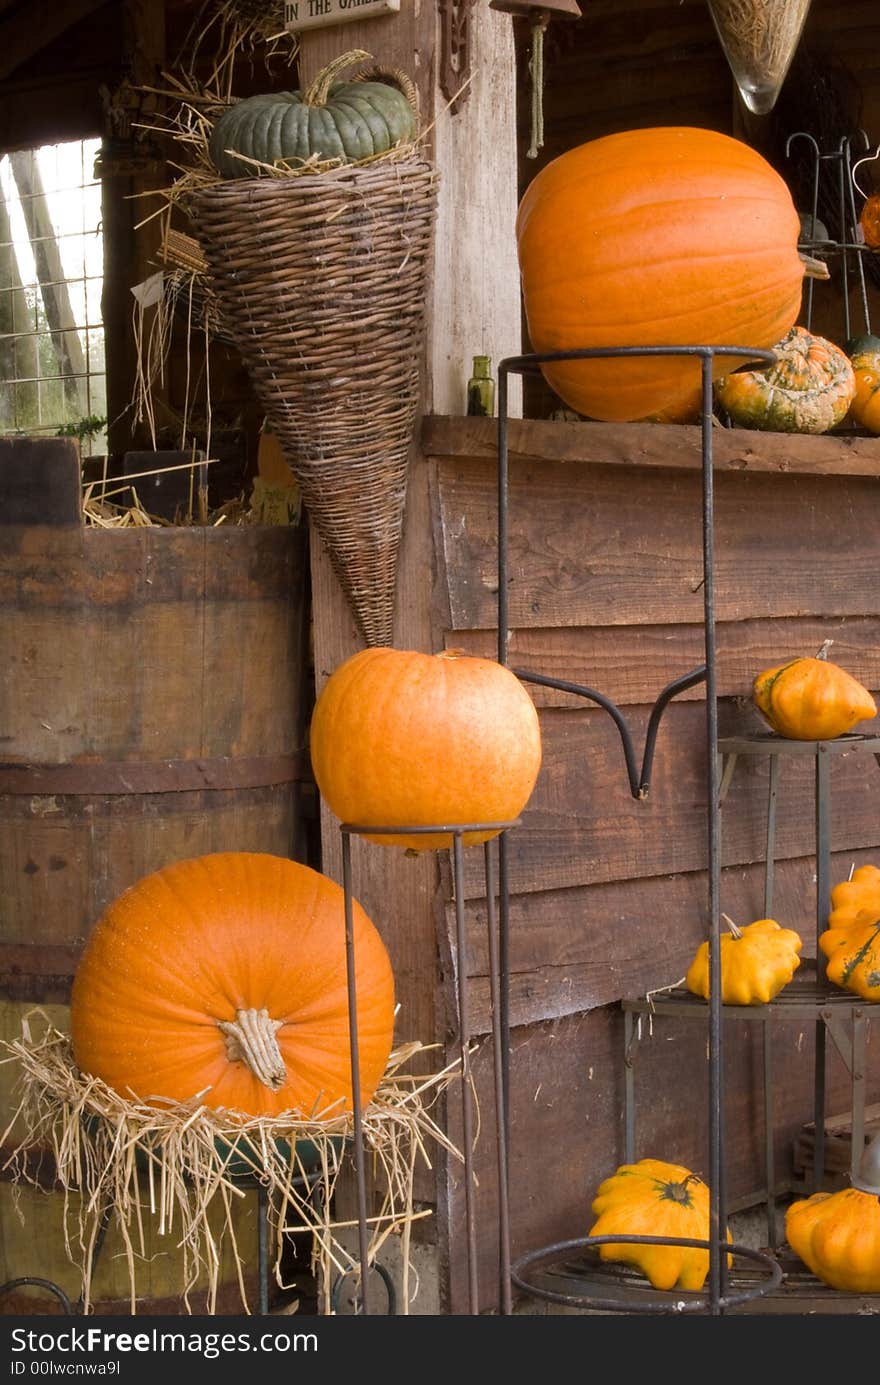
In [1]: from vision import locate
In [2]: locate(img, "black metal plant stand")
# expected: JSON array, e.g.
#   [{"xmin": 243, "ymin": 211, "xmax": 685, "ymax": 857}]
[
  {"xmin": 623, "ymin": 731, "xmax": 880, "ymax": 1254},
  {"xmin": 336, "ymin": 343, "xmax": 788, "ymax": 1315},
  {"xmin": 787, "ymin": 130, "xmax": 874, "ymax": 340},
  {"xmin": 496, "ymin": 346, "xmax": 783, "ymax": 1314},
  {"xmin": 339, "ymin": 821, "xmax": 518, "ymax": 1317}
]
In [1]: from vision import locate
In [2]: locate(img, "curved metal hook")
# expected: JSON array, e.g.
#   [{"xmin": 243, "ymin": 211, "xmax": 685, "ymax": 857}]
[
  {"xmin": 851, "ymin": 142, "xmax": 880, "ymax": 201},
  {"xmin": 785, "ymin": 130, "xmax": 820, "ymax": 160},
  {"xmin": 513, "ymin": 664, "xmax": 707, "ymax": 801},
  {"xmin": 0, "ymin": 1276, "xmax": 75, "ymax": 1314}
]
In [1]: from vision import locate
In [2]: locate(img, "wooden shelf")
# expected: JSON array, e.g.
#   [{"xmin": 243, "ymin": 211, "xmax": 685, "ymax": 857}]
[{"xmin": 422, "ymin": 415, "xmax": 880, "ymax": 479}]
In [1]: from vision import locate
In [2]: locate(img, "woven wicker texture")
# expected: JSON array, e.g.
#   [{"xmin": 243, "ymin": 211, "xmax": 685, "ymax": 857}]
[{"xmin": 192, "ymin": 157, "xmax": 438, "ymax": 646}]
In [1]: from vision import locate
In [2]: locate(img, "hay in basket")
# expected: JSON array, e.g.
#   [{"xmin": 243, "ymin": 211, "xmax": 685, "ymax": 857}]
[
  {"xmin": 706, "ymin": 0, "xmax": 812, "ymax": 112},
  {"xmin": 147, "ymin": 49, "xmax": 440, "ymax": 647},
  {"xmin": 1, "ymin": 1019, "xmax": 462, "ymax": 1315}
]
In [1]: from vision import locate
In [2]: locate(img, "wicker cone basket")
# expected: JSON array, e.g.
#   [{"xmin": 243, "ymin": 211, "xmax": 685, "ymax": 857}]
[{"xmin": 192, "ymin": 157, "xmax": 438, "ymax": 647}]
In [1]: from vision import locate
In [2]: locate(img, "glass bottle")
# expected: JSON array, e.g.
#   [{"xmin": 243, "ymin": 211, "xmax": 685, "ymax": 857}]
[{"xmin": 467, "ymin": 355, "xmax": 495, "ymax": 417}]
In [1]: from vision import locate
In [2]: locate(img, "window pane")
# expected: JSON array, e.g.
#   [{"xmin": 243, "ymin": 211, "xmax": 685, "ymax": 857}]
[{"xmin": 0, "ymin": 138, "xmax": 103, "ymax": 444}]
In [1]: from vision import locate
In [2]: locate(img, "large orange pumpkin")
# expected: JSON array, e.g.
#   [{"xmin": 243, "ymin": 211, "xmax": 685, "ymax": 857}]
[
  {"xmin": 309, "ymin": 646, "xmax": 542, "ymax": 850},
  {"xmin": 70, "ymin": 852, "xmax": 396, "ymax": 1120},
  {"xmin": 516, "ymin": 126, "xmax": 806, "ymax": 422}
]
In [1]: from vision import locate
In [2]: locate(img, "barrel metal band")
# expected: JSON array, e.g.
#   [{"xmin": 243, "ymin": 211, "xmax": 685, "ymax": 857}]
[{"xmin": 0, "ymin": 752, "xmax": 306, "ymax": 795}]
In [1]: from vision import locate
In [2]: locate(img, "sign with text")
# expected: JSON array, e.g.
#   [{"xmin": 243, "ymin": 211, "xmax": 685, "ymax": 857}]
[{"xmin": 284, "ymin": 0, "xmax": 400, "ymax": 33}]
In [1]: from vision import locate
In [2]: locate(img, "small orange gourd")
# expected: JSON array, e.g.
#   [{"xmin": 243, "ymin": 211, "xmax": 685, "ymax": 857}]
[
  {"xmin": 859, "ymin": 194, "xmax": 880, "ymax": 250},
  {"xmin": 786, "ymin": 1188, "xmax": 880, "ymax": 1293},
  {"xmin": 753, "ymin": 649, "xmax": 877, "ymax": 740},
  {"xmin": 845, "ymin": 335, "xmax": 880, "ymax": 434},
  {"xmin": 685, "ymin": 916, "xmax": 802, "ymax": 1006},
  {"xmin": 588, "ymin": 1158, "xmax": 732, "ymax": 1292},
  {"xmin": 70, "ymin": 852, "xmax": 396, "ymax": 1120},
  {"xmin": 309, "ymin": 646, "xmax": 542, "ymax": 851}
]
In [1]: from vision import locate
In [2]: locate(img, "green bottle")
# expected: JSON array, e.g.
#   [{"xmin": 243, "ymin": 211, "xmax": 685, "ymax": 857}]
[{"xmin": 467, "ymin": 355, "xmax": 495, "ymax": 417}]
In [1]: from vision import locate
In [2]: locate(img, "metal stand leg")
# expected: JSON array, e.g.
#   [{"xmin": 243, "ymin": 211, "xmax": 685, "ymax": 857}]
[
  {"xmin": 485, "ymin": 838, "xmax": 513, "ymax": 1315},
  {"xmin": 813, "ymin": 744, "xmax": 832, "ymax": 1190},
  {"xmin": 764, "ymin": 756, "xmax": 780, "ymax": 917},
  {"xmin": 452, "ymin": 832, "xmax": 480, "ymax": 1315},
  {"xmin": 762, "ymin": 1024, "xmax": 776, "ymax": 1250}
]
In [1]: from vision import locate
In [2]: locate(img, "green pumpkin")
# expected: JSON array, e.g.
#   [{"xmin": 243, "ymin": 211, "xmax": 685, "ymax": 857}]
[
  {"xmin": 713, "ymin": 326, "xmax": 855, "ymax": 434},
  {"xmin": 209, "ymin": 50, "xmax": 417, "ymax": 178}
]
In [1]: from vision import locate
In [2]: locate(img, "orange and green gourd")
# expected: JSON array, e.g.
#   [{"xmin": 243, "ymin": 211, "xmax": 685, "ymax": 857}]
[
  {"xmin": 714, "ymin": 326, "xmax": 855, "ymax": 434},
  {"xmin": 786, "ymin": 1188, "xmax": 880, "ymax": 1292},
  {"xmin": 685, "ymin": 916, "xmax": 802, "ymax": 1006},
  {"xmin": 309, "ymin": 646, "xmax": 542, "ymax": 851},
  {"xmin": 753, "ymin": 649, "xmax": 877, "ymax": 740},
  {"xmin": 819, "ymin": 917, "xmax": 880, "ymax": 1002},
  {"xmin": 588, "ymin": 1158, "xmax": 732, "ymax": 1292},
  {"xmin": 70, "ymin": 852, "xmax": 396, "ymax": 1120},
  {"xmin": 515, "ymin": 126, "xmax": 807, "ymax": 424},
  {"xmin": 845, "ymin": 335, "xmax": 880, "ymax": 434}
]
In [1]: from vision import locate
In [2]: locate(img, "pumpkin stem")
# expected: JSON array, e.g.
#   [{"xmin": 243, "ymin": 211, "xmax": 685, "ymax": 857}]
[
  {"xmin": 721, "ymin": 912, "xmax": 742, "ymax": 939},
  {"xmin": 218, "ymin": 1008, "xmax": 286, "ymax": 1090},
  {"xmin": 816, "ymin": 639, "xmax": 834, "ymax": 661},
  {"xmin": 302, "ymin": 49, "xmax": 371, "ymax": 108},
  {"xmin": 799, "ymin": 251, "xmax": 831, "ymax": 281}
]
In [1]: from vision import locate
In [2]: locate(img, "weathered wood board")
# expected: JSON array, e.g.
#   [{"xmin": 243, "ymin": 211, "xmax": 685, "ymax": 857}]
[{"xmin": 421, "ymin": 417, "xmax": 880, "ymax": 1311}]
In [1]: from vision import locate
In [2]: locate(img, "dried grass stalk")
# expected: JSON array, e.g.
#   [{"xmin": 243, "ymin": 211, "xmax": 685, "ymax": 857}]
[
  {"xmin": 1, "ymin": 1021, "xmax": 462, "ymax": 1315},
  {"xmin": 174, "ymin": 0, "xmax": 294, "ymax": 103}
]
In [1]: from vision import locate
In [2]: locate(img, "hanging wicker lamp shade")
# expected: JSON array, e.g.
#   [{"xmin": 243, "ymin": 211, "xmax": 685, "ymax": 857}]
[{"xmin": 706, "ymin": 0, "xmax": 813, "ymax": 115}]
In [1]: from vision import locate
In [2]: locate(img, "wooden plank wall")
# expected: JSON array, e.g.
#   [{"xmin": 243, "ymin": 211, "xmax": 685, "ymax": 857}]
[
  {"xmin": 423, "ymin": 417, "xmax": 880, "ymax": 1312},
  {"xmin": 528, "ymin": 0, "xmax": 880, "ymax": 180}
]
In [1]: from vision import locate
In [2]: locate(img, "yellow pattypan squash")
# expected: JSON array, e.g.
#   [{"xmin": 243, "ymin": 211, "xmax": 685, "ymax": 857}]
[
  {"xmin": 786, "ymin": 1188, "xmax": 880, "ymax": 1293},
  {"xmin": 827, "ymin": 864, "xmax": 880, "ymax": 932},
  {"xmin": 753, "ymin": 651, "xmax": 877, "ymax": 740},
  {"xmin": 819, "ymin": 918, "xmax": 880, "ymax": 1002},
  {"xmin": 685, "ymin": 917, "xmax": 802, "ymax": 1006},
  {"xmin": 588, "ymin": 1158, "xmax": 732, "ymax": 1292}
]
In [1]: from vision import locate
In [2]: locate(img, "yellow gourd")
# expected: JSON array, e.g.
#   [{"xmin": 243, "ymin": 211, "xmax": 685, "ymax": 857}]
[
  {"xmin": 753, "ymin": 646, "xmax": 877, "ymax": 740},
  {"xmin": 786, "ymin": 1188, "xmax": 880, "ymax": 1293},
  {"xmin": 685, "ymin": 917, "xmax": 802, "ymax": 1006},
  {"xmin": 588, "ymin": 1158, "xmax": 732, "ymax": 1292},
  {"xmin": 827, "ymin": 864, "xmax": 880, "ymax": 933}
]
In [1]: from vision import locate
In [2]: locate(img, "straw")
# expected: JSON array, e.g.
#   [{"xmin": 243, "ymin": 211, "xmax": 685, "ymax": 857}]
[{"xmin": 1, "ymin": 1022, "xmax": 463, "ymax": 1316}]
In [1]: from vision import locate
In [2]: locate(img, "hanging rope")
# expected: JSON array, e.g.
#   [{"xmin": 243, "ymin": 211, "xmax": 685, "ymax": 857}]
[{"xmin": 527, "ymin": 13, "xmax": 549, "ymax": 160}]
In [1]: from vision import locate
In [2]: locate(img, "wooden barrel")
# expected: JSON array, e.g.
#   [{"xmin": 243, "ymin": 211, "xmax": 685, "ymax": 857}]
[
  {"xmin": 0, "ymin": 522, "xmax": 310, "ymax": 1313},
  {"xmin": 0, "ymin": 522, "xmax": 311, "ymax": 1003}
]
